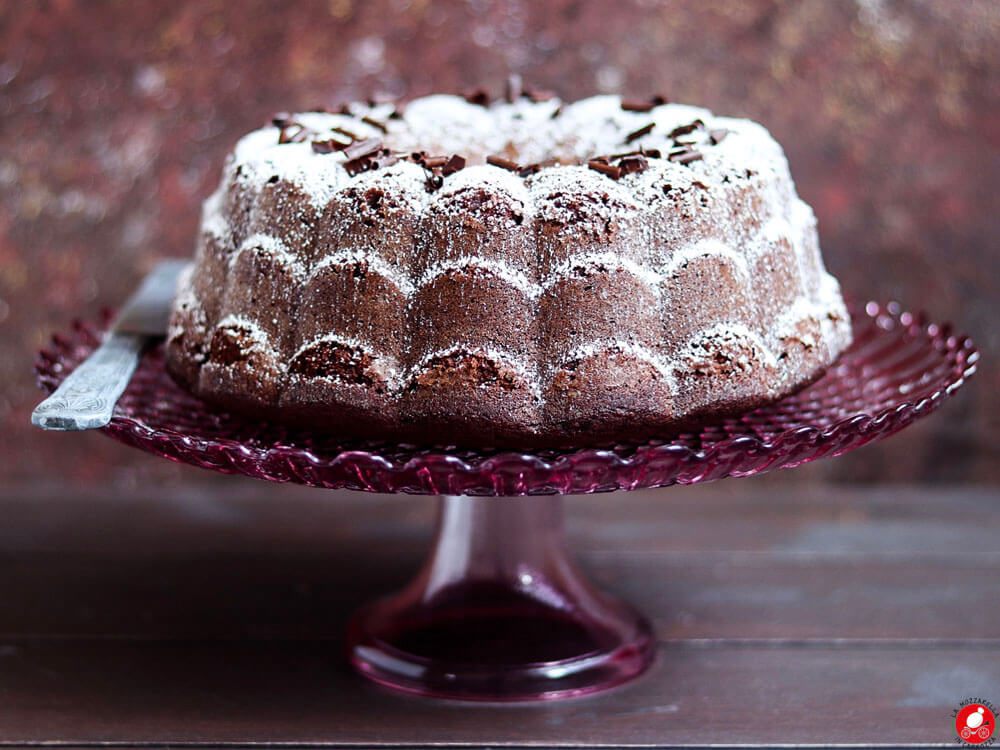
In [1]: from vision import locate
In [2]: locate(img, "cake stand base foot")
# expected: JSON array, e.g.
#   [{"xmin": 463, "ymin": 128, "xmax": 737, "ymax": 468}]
[{"xmin": 345, "ymin": 495, "xmax": 655, "ymax": 701}]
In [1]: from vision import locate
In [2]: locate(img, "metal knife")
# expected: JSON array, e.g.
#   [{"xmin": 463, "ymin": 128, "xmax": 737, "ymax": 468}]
[{"xmin": 32, "ymin": 259, "xmax": 189, "ymax": 431}]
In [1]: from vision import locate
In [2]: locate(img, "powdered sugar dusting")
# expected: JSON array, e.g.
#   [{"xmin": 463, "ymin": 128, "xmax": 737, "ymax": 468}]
[
  {"xmin": 214, "ymin": 314, "xmax": 275, "ymax": 350},
  {"xmin": 662, "ymin": 239, "xmax": 752, "ymax": 279},
  {"xmin": 199, "ymin": 185, "xmax": 229, "ymax": 241},
  {"xmin": 290, "ymin": 331, "xmax": 404, "ymax": 389},
  {"xmin": 408, "ymin": 344, "xmax": 544, "ymax": 399},
  {"xmin": 561, "ymin": 340, "xmax": 678, "ymax": 383},
  {"xmin": 310, "ymin": 249, "xmax": 416, "ymax": 295},
  {"xmin": 682, "ymin": 322, "xmax": 780, "ymax": 372},
  {"xmin": 418, "ymin": 255, "xmax": 539, "ymax": 299},
  {"xmin": 170, "ymin": 93, "xmax": 854, "ymax": 442},
  {"xmin": 543, "ymin": 251, "xmax": 663, "ymax": 293}
]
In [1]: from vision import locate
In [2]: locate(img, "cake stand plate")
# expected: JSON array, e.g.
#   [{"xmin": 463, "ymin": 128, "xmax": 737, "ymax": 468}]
[{"xmin": 35, "ymin": 301, "xmax": 977, "ymax": 701}]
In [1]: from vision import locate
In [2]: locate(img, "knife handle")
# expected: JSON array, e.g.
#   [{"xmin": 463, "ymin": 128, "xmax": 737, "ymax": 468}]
[{"xmin": 32, "ymin": 332, "xmax": 147, "ymax": 431}]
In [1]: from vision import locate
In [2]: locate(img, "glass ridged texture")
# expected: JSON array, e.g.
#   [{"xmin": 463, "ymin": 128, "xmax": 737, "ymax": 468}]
[{"xmin": 35, "ymin": 302, "xmax": 978, "ymax": 496}]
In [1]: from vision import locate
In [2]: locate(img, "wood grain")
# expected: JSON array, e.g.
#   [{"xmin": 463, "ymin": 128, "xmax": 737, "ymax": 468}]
[{"xmin": 0, "ymin": 481, "xmax": 997, "ymax": 746}]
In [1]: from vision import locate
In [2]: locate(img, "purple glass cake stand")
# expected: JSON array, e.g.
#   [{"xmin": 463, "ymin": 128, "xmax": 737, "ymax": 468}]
[{"xmin": 36, "ymin": 301, "xmax": 977, "ymax": 701}]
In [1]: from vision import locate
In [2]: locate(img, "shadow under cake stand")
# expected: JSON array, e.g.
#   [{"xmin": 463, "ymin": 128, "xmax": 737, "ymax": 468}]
[{"xmin": 35, "ymin": 301, "xmax": 977, "ymax": 702}]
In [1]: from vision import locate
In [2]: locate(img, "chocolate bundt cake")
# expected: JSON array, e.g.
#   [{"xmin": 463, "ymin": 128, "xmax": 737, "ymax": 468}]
[{"xmin": 166, "ymin": 91, "xmax": 852, "ymax": 447}]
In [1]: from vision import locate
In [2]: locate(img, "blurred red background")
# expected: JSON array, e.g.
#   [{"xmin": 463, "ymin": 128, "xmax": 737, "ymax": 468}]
[{"xmin": 2, "ymin": 0, "xmax": 997, "ymax": 485}]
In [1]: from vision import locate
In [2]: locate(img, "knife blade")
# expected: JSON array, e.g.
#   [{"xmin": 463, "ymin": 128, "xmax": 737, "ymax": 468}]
[{"xmin": 32, "ymin": 259, "xmax": 189, "ymax": 431}]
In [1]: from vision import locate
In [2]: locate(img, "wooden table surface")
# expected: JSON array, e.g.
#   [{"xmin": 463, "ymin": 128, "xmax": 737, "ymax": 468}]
[{"xmin": 0, "ymin": 478, "xmax": 997, "ymax": 748}]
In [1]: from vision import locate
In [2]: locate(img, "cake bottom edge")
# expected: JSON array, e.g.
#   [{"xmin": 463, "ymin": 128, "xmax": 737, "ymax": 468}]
[{"xmin": 164, "ymin": 351, "xmax": 833, "ymax": 450}]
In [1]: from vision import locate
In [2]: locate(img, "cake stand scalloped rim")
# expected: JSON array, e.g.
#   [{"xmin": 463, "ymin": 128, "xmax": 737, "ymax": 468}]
[{"xmin": 34, "ymin": 300, "xmax": 979, "ymax": 495}]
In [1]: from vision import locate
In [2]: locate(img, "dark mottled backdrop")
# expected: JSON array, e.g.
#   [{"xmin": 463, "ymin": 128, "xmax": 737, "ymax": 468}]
[{"xmin": 2, "ymin": 0, "xmax": 997, "ymax": 485}]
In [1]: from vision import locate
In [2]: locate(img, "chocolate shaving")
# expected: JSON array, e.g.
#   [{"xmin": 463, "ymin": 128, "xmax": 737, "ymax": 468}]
[
  {"xmin": 343, "ymin": 137, "xmax": 383, "ymax": 161},
  {"xmin": 337, "ymin": 103, "xmax": 352, "ymax": 115},
  {"xmin": 625, "ymin": 122, "xmax": 655, "ymax": 143},
  {"xmin": 343, "ymin": 159, "xmax": 368, "ymax": 177},
  {"xmin": 588, "ymin": 159, "xmax": 621, "ymax": 179},
  {"xmin": 361, "ymin": 115, "xmax": 388, "ymax": 133},
  {"xmin": 668, "ymin": 148, "xmax": 703, "ymax": 165},
  {"xmin": 331, "ymin": 126, "xmax": 360, "ymax": 141},
  {"xmin": 311, "ymin": 137, "xmax": 350, "ymax": 154},
  {"xmin": 709, "ymin": 128, "xmax": 729, "ymax": 145},
  {"xmin": 609, "ymin": 149, "xmax": 642, "ymax": 160},
  {"xmin": 668, "ymin": 120, "xmax": 705, "ymax": 140},
  {"xmin": 464, "ymin": 88, "xmax": 490, "ymax": 106},
  {"xmin": 441, "ymin": 154, "xmax": 466, "ymax": 176},
  {"xmin": 388, "ymin": 104, "xmax": 405, "ymax": 120},
  {"xmin": 271, "ymin": 112, "xmax": 292, "ymax": 128},
  {"xmin": 278, "ymin": 122, "xmax": 308, "ymax": 144},
  {"xmin": 517, "ymin": 158, "xmax": 558, "ymax": 177},
  {"xmin": 487, "ymin": 155, "xmax": 520, "ymax": 172},
  {"xmin": 621, "ymin": 95, "xmax": 668, "ymax": 112},
  {"xmin": 587, "ymin": 151, "xmax": 650, "ymax": 178},
  {"xmin": 417, "ymin": 153, "xmax": 467, "ymax": 191},
  {"xmin": 370, "ymin": 150, "xmax": 397, "ymax": 169},
  {"xmin": 505, "ymin": 74, "xmax": 523, "ymax": 103},
  {"xmin": 609, "ymin": 147, "xmax": 662, "ymax": 160},
  {"xmin": 621, "ymin": 100, "xmax": 654, "ymax": 113},
  {"xmin": 618, "ymin": 154, "xmax": 649, "ymax": 176},
  {"xmin": 343, "ymin": 146, "xmax": 397, "ymax": 177}
]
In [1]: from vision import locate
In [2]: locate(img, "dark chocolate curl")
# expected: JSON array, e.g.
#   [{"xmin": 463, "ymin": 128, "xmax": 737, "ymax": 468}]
[
  {"xmin": 343, "ymin": 137, "xmax": 383, "ymax": 160},
  {"xmin": 588, "ymin": 159, "xmax": 622, "ymax": 179},
  {"xmin": 487, "ymin": 155, "xmax": 520, "ymax": 172},
  {"xmin": 625, "ymin": 122, "xmax": 655, "ymax": 143}
]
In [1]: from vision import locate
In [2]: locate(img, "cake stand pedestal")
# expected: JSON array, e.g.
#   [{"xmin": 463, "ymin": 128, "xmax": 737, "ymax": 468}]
[
  {"xmin": 35, "ymin": 302, "xmax": 977, "ymax": 701},
  {"xmin": 347, "ymin": 494, "xmax": 653, "ymax": 699}
]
